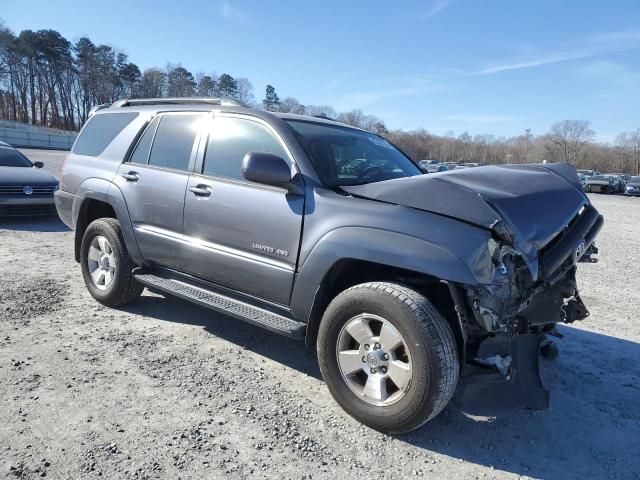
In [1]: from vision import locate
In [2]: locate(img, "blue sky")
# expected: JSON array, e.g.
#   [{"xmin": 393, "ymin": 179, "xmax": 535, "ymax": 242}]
[{"xmin": 2, "ymin": 0, "xmax": 639, "ymax": 141}]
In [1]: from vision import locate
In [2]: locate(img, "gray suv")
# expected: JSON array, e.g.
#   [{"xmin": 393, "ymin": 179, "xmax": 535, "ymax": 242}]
[{"xmin": 55, "ymin": 98, "xmax": 603, "ymax": 433}]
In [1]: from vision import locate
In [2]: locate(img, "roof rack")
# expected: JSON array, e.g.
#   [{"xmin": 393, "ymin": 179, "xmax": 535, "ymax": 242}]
[
  {"xmin": 88, "ymin": 103, "xmax": 111, "ymax": 117},
  {"xmin": 111, "ymin": 97, "xmax": 248, "ymax": 108}
]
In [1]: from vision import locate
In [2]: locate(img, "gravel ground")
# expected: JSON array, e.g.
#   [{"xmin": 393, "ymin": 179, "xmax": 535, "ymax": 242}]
[{"xmin": 1, "ymin": 152, "xmax": 639, "ymax": 479}]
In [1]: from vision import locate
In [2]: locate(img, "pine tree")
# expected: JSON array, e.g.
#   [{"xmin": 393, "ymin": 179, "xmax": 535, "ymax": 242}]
[
  {"xmin": 262, "ymin": 84, "xmax": 279, "ymax": 111},
  {"xmin": 167, "ymin": 66, "xmax": 195, "ymax": 97},
  {"xmin": 197, "ymin": 75, "xmax": 217, "ymax": 97},
  {"xmin": 217, "ymin": 73, "xmax": 238, "ymax": 99}
]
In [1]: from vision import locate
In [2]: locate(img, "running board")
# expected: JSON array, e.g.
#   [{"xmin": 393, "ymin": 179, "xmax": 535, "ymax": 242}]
[{"xmin": 134, "ymin": 272, "xmax": 306, "ymax": 339}]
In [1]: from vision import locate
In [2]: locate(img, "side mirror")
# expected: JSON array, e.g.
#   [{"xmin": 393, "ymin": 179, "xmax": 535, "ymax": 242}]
[
  {"xmin": 33, "ymin": 161, "xmax": 44, "ymax": 168},
  {"xmin": 242, "ymin": 152, "xmax": 292, "ymax": 189}
]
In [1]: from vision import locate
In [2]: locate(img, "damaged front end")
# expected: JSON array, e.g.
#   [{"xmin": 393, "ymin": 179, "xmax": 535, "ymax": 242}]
[{"xmin": 461, "ymin": 205, "xmax": 604, "ymax": 409}]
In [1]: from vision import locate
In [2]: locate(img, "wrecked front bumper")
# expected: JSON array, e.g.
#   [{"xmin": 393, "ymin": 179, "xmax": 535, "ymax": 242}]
[
  {"xmin": 458, "ymin": 204, "xmax": 604, "ymax": 408},
  {"xmin": 469, "ymin": 204, "xmax": 603, "ymax": 334}
]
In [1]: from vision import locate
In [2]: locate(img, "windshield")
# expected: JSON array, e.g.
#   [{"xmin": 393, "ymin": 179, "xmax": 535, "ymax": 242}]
[
  {"xmin": 0, "ymin": 147, "xmax": 32, "ymax": 167},
  {"xmin": 285, "ymin": 120, "xmax": 421, "ymax": 187},
  {"xmin": 590, "ymin": 175, "xmax": 609, "ymax": 181},
  {"xmin": 630, "ymin": 176, "xmax": 640, "ymax": 183}
]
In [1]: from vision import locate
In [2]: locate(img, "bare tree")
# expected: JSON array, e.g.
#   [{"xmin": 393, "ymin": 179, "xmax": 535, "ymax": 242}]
[
  {"xmin": 337, "ymin": 109, "xmax": 366, "ymax": 128},
  {"xmin": 235, "ymin": 77, "xmax": 255, "ymax": 106},
  {"xmin": 137, "ymin": 68, "xmax": 166, "ymax": 98},
  {"xmin": 304, "ymin": 105, "xmax": 336, "ymax": 119},
  {"xmin": 196, "ymin": 73, "xmax": 217, "ymax": 97},
  {"xmin": 616, "ymin": 129, "xmax": 640, "ymax": 174},
  {"xmin": 278, "ymin": 97, "xmax": 305, "ymax": 114},
  {"xmin": 546, "ymin": 120, "xmax": 596, "ymax": 164}
]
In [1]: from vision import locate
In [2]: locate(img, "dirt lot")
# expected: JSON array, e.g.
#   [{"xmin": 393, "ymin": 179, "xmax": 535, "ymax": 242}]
[{"xmin": 1, "ymin": 151, "xmax": 639, "ymax": 479}]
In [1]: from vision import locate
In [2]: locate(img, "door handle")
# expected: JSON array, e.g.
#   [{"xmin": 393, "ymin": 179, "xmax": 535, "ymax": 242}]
[
  {"xmin": 189, "ymin": 185, "xmax": 212, "ymax": 197},
  {"xmin": 121, "ymin": 171, "xmax": 139, "ymax": 182}
]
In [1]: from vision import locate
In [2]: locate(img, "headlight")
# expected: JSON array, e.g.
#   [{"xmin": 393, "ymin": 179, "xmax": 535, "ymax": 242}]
[{"xmin": 491, "ymin": 221, "xmax": 514, "ymax": 245}]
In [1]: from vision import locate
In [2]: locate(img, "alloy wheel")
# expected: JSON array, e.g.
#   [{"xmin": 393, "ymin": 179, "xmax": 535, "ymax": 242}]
[
  {"xmin": 336, "ymin": 313, "xmax": 413, "ymax": 406},
  {"xmin": 87, "ymin": 235, "xmax": 116, "ymax": 291}
]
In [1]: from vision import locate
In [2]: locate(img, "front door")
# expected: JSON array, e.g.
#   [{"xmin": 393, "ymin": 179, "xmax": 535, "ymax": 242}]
[
  {"xmin": 182, "ymin": 114, "xmax": 304, "ymax": 305},
  {"xmin": 114, "ymin": 112, "xmax": 204, "ymax": 271}
]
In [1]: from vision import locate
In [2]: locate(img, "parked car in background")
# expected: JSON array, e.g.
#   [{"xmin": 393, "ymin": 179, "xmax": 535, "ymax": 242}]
[
  {"xmin": 606, "ymin": 174, "xmax": 626, "ymax": 193},
  {"xmin": 624, "ymin": 176, "xmax": 640, "ymax": 196},
  {"xmin": 0, "ymin": 141, "xmax": 59, "ymax": 216},
  {"xmin": 610, "ymin": 173, "xmax": 631, "ymax": 186},
  {"xmin": 577, "ymin": 169, "xmax": 597, "ymax": 188},
  {"xmin": 419, "ymin": 160, "xmax": 448, "ymax": 173},
  {"xmin": 584, "ymin": 175, "xmax": 617, "ymax": 194}
]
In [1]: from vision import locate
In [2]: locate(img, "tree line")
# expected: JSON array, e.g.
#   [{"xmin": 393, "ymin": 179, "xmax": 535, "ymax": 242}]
[{"xmin": 0, "ymin": 22, "xmax": 638, "ymax": 174}]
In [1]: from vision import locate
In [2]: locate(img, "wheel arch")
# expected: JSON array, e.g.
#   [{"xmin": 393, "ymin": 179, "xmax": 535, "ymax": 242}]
[
  {"xmin": 72, "ymin": 179, "xmax": 142, "ymax": 264},
  {"xmin": 291, "ymin": 227, "xmax": 476, "ymax": 358}
]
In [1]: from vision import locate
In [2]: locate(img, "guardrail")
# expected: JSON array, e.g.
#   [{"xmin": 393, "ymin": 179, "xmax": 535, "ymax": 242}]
[{"xmin": 0, "ymin": 127, "xmax": 76, "ymax": 150}]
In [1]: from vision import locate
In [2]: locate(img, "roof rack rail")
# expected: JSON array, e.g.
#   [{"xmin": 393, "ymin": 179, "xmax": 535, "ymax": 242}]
[
  {"xmin": 111, "ymin": 97, "xmax": 248, "ymax": 108},
  {"xmin": 313, "ymin": 114, "xmax": 335, "ymax": 121},
  {"xmin": 88, "ymin": 103, "xmax": 111, "ymax": 117}
]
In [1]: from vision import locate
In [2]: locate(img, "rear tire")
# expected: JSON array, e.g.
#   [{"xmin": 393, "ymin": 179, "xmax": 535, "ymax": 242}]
[
  {"xmin": 80, "ymin": 218, "xmax": 143, "ymax": 307},
  {"xmin": 317, "ymin": 282, "xmax": 459, "ymax": 433}
]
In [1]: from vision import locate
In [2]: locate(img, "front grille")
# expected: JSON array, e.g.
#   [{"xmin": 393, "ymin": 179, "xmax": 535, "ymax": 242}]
[
  {"xmin": 540, "ymin": 204, "xmax": 603, "ymax": 282},
  {"xmin": 0, "ymin": 204, "xmax": 57, "ymax": 216},
  {"xmin": 0, "ymin": 184, "xmax": 57, "ymax": 195}
]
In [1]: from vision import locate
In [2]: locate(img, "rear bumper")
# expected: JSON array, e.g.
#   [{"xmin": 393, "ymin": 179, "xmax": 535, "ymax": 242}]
[
  {"xmin": 0, "ymin": 196, "xmax": 56, "ymax": 217},
  {"xmin": 586, "ymin": 184, "xmax": 610, "ymax": 192},
  {"xmin": 54, "ymin": 190, "xmax": 75, "ymax": 228}
]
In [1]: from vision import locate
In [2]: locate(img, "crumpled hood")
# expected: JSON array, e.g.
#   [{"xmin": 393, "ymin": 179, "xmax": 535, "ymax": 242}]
[
  {"xmin": 343, "ymin": 163, "xmax": 588, "ymax": 273},
  {"xmin": 0, "ymin": 166, "xmax": 58, "ymax": 185}
]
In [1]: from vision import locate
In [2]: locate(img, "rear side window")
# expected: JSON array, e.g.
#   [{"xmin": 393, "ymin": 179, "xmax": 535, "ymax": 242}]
[
  {"xmin": 129, "ymin": 117, "xmax": 160, "ymax": 164},
  {"xmin": 203, "ymin": 116, "xmax": 289, "ymax": 181},
  {"xmin": 148, "ymin": 115, "xmax": 201, "ymax": 171},
  {"xmin": 73, "ymin": 112, "xmax": 138, "ymax": 156}
]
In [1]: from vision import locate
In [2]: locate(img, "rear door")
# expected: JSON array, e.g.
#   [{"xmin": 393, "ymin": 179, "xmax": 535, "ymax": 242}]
[
  {"xmin": 181, "ymin": 114, "xmax": 304, "ymax": 305},
  {"xmin": 114, "ymin": 112, "xmax": 205, "ymax": 270}
]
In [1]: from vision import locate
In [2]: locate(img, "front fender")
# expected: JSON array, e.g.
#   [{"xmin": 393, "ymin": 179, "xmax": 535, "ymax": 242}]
[{"xmin": 290, "ymin": 227, "xmax": 483, "ymax": 322}]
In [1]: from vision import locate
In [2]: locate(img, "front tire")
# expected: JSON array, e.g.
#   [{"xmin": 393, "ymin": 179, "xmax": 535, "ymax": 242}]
[
  {"xmin": 80, "ymin": 218, "xmax": 143, "ymax": 307},
  {"xmin": 317, "ymin": 282, "xmax": 459, "ymax": 433}
]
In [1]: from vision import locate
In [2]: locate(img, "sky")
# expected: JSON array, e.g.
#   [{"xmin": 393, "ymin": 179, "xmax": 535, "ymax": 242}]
[{"xmin": 2, "ymin": 0, "xmax": 639, "ymax": 142}]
